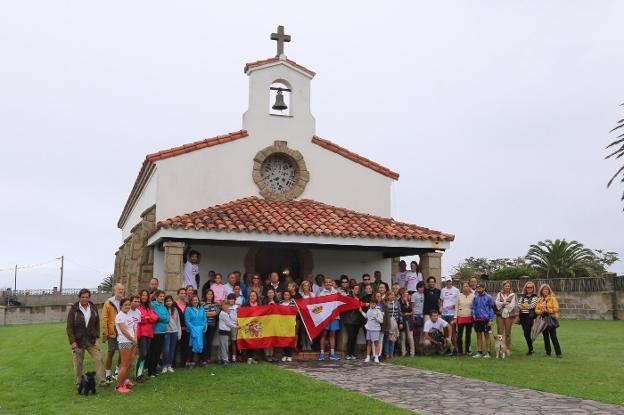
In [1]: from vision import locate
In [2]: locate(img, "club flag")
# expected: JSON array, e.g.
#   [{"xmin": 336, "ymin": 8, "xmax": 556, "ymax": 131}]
[
  {"xmin": 295, "ymin": 293, "xmax": 362, "ymax": 341},
  {"xmin": 236, "ymin": 304, "xmax": 297, "ymax": 350}
]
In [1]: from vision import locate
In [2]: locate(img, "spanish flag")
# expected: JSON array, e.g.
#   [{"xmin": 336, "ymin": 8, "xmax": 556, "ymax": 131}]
[{"xmin": 236, "ymin": 304, "xmax": 297, "ymax": 350}]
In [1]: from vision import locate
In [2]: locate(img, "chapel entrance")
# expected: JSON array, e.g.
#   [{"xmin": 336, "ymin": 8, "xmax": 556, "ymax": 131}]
[{"xmin": 248, "ymin": 246, "xmax": 313, "ymax": 283}]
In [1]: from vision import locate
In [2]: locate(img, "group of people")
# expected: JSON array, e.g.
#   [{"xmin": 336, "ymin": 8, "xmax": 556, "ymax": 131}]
[
  {"xmin": 66, "ymin": 254, "xmax": 563, "ymax": 394},
  {"xmin": 392, "ymin": 260, "xmax": 562, "ymax": 359}
]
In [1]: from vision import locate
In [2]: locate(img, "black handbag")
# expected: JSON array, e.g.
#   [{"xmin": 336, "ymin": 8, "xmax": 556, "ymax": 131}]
[{"xmin": 543, "ymin": 313, "xmax": 559, "ymax": 329}]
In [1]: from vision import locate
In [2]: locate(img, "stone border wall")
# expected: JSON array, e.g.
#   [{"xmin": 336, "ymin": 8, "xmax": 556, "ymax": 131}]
[{"xmin": 0, "ymin": 304, "xmax": 104, "ymax": 326}]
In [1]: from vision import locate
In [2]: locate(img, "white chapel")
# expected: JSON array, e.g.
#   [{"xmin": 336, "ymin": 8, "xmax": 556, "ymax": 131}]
[{"xmin": 113, "ymin": 26, "xmax": 454, "ymax": 294}]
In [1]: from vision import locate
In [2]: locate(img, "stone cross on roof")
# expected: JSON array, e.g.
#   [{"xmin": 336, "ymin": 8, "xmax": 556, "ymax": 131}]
[{"xmin": 270, "ymin": 25, "xmax": 291, "ymax": 57}]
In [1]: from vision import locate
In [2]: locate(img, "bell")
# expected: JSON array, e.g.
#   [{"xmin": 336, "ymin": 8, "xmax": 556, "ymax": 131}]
[{"xmin": 272, "ymin": 90, "xmax": 288, "ymax": 111}]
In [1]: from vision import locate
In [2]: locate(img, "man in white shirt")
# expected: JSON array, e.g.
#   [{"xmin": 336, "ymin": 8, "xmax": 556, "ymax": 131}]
[
  {"xmin": 224, "ymin": 272, "xmax": 237, "ymax": 297},
  {"xmin": 394, "ymin": 260, "xmax": 408, "ymax": 286},
  {"xmin": 440, "ymin": 277, "xmax": 460, "ymax": 323},
  {"xmin": 66, "ymin": 289, "xmax": 105, "ymax": 386},
  {"xmin": 312, "ymin": 274, "xmax": 325, "ymax": 297},
  {"xmin": 183, "ymin": 250, "xmax": 201, "ymax": 290},
  {"xmin": 423, "ymin": 310, "xmax": 451, "ymax": 355}
]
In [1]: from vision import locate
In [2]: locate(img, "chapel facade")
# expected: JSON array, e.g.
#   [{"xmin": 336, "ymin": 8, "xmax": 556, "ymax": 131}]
[{"xmin": 113, "ymin": 26, "xmax": 454, "ymax": 294}]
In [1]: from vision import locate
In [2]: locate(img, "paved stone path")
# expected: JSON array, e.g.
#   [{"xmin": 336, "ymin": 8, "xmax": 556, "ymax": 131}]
[{"xmin": 281, "ymin": 360, "xmax": 624, "ymax": 415}]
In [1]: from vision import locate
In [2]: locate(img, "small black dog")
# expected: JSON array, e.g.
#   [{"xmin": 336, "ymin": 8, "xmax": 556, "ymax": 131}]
[{"xmin": 77, "ymin": 371, "xmax": 96, "ymax": 395}]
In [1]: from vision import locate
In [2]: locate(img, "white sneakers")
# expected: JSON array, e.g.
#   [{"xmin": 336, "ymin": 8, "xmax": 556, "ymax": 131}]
[
  {"xmin": 167, "ymin": 366, "xmax": 175, "ymax": 373},
  {"xmin": 364, "ymin": 355, "xmax": 380, "ymax": 363},
  {"xmin": 161, "ymin": 367, "xmax": 168, "ymax": 374}
]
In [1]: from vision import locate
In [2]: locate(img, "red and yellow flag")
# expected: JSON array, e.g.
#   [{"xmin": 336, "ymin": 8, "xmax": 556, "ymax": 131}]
[{"xmin": 236, "ymin": 304, "xmax": 297, "ymax": 350}]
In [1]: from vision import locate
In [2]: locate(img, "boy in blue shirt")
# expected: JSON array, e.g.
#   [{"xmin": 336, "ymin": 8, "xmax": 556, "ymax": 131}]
[{"xmin": 471, "ymin": 283, "xmax": 494, "ymax": 358}]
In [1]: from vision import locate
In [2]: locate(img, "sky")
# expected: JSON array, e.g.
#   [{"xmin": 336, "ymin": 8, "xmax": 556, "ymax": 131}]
[{"xmin": 1, "ymin": 1, "xmax": 623, "ymax": 289}]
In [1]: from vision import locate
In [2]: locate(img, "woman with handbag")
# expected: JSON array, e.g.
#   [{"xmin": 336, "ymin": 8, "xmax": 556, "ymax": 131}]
[
  {"xmin": 495, "ymin": 281, "xmax": 517, "ymax": 355},
  {"xmin": 518, "ymin": 281, "xmax": 538, "ymax": 355},
  {"xmin": 535, "ymin": 284, "xmax": 562, "ymax": 358},
  {"xmin": 399, "ymin": 289, "xmax": 415, "ymax": 356}
]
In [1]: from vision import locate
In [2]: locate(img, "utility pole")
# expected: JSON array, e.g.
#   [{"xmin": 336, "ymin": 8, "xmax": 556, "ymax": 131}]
[
  {"xmin": 59, "ymin": 256, "xmax": 64, "ymax": 294},
  {"xmin": 14, "ymin": 264, "xmax": 17, "ymax": 291}
]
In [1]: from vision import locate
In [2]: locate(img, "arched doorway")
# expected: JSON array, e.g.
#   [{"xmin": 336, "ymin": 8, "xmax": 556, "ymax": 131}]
[{"xmin": 245, "ymin": 246, "xmax": 313, "ymax": 283}]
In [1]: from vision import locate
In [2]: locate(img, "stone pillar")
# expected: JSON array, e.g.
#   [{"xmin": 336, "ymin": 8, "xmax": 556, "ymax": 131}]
[
  {"xmin": 420, "ymin": 252, "xmax": 443, "ymax": 286},
  {"xmin": 163, "ymin": 241, "xmax": 185, "ymax": 294},
  {"xmin": 391, "ymin": 257, "xmax": 400, "ymax": 277}
]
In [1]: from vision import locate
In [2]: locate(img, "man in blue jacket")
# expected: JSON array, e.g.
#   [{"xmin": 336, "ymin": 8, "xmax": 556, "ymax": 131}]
[{"xmin": 471, "ymin": 283, "xmax": 494, "ymax": 358}]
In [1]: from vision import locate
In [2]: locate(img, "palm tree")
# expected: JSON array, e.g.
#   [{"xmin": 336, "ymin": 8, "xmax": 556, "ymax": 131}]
[
  {"xmin": 98, "ymin": 274, "xmax": 114, "ymax": 292},
  {"xmin": 606, "ymin": 103, "xmax": 624, "ymax": 210},
  {"xmin": 526, "ymin": 239, "xmax": 597, "ymax": 278}
]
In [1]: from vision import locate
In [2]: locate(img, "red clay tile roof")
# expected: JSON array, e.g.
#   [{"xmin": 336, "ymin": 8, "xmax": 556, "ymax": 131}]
[
  {"xmin": 312, "ymin": 136, "xmax": 400, "ymax": 180},
  {"xmin": 147, "ymin": 130, "xmax": 248, "ymax": 162},
  {"xmin": 117, "ymin": 130, "xmax": 248, "ymax": 228},
  {"xmin": 244, "ymin": 57, "xmax": 316, "ymax": 77},
  {"xmin": 155, "ymin": 197, "xmax": 454, "ymax": 242}
]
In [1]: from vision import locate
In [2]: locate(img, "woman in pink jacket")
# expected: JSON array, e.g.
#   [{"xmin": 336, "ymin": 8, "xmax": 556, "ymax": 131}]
[{"xmin": 136, "ymin": 289, "xmax": 158, "ymax": 383}]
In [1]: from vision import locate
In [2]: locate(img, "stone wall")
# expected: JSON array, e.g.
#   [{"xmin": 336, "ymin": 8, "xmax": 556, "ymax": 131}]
[
  {"xmin": 3, "ymin": 292, "xmax": 110, "ymax": 307},
  {"xmin": 557, "ymin": 292, "xmax": 618, "ymax": 320},
  {"xmin": 0, "ymin": 304, "xmax": 104, "ymax": 326},
  {"xmin": 114, "ymin": 205, "xmax": 155, "ymax": 294}
]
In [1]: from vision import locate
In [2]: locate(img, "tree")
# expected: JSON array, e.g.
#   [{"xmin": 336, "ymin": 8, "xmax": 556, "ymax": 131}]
[
  {"xmin": 453, "ymin": 256, "xmax": 526, "ymax": 279},
  {"xmin": 98, "ymin": 274, "xmax": 114, "ymax": 292},
  {"xmin": 587, "ymin": 249, "xmax": 620, "ymax": 277},
  {"xmin": 606, "ymin": 103, "xmax": 624, "ymax": 210},
  {"xmin": 526, "ymin": 239, "xmax": 597, "ymax": 278}
]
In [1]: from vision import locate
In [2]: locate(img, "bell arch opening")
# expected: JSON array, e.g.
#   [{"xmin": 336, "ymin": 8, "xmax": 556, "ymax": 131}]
[{"xmin": 269, "ymin": 80, "xmax": 291, "ymax": 116}]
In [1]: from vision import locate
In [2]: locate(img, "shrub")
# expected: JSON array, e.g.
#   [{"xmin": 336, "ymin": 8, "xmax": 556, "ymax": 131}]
[{"xmin": 490, "ymin": 266, "xmax": 539, "ymax": 281}]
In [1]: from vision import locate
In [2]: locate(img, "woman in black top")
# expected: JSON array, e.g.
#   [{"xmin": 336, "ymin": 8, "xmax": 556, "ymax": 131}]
[
  {"xmin": 200, "ymin": 290, "xmax": 220, "ymax": 365},
  {"xmin": 343, "ymin": 285, "xmax": 365, "ymax": 360},
  {"xmin": 518, "ymin": 281, "xmax": 538, "ymax": 355}
]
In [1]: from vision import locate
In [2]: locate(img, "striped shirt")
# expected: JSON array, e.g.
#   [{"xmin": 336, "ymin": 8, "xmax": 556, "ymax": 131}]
[
  {"xmin": 202, "ymin": 302, "xmax": 220, "ymax": 326},
  {"xmin": 518, "ymin": 294, "xmax": 537, "ymax": 314}
]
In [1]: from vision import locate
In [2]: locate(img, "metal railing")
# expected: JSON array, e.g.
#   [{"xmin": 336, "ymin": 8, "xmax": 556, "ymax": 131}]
[{"xmin": 1, "ymin": 288, "xmax": 105, "ymax": 296}]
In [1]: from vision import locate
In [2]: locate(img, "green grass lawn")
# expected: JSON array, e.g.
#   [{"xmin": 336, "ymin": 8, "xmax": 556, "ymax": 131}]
[
  {"xmin": 0, "ymin": 323, "xmax": 409, "ymax": 415},
  {"xmin": 393, "ymin": 320, "xmax": 624, "ymax": 406}
]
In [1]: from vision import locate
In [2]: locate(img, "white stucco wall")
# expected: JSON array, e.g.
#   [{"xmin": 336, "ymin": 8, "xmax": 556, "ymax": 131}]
[
  {"xmin": 189, "ymin": 245, "xmax": 249, "ymax": 290},
  {"xmin": 121, "ymin": 169, "xmax": 157, "ymax": 240},
  {"xmin": 153, "ymin": 60, "xmax": 393, "ymax": 222},
  {"xmin": 310, "ymin": 249, "xmax": 392, "ymax": 284}
]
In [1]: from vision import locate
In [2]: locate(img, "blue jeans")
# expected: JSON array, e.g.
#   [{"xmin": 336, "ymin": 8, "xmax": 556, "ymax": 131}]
[
  {"xmin": 162, "ymin": 332, "xmax": 178, "ymax": 367},
  {"xmin": 383, "ymin": 337, "xmax": 396, "ymax": 357}
]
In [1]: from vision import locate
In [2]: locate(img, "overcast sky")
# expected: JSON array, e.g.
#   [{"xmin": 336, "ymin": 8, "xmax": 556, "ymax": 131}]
[{"xmin": 1, "ymin": 1, "xmax": 623, "ymax": 289}]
